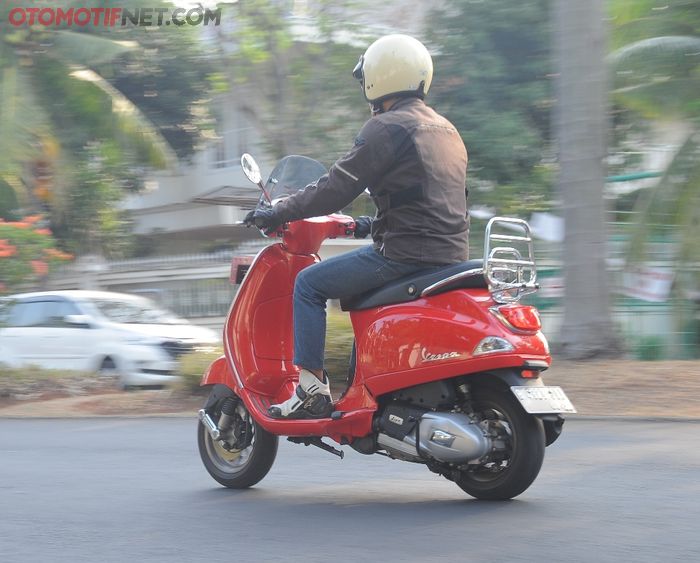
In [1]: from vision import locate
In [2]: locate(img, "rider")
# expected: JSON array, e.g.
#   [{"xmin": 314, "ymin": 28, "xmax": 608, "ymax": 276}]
[{"xmin": 248, "ymin": 34, "xmax": 470, "ymax": 419}]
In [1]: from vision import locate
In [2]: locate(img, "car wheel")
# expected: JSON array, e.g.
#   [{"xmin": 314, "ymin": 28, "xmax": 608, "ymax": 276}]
[{"xmin": 97, "ymin": 357, "xmax": 128, "ymax": 388}]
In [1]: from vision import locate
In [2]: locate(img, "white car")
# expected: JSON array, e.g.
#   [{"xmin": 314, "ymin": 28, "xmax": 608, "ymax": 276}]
[{"xmin": 0, "ymin": 290, "xmax": 220, "ymax": 388}]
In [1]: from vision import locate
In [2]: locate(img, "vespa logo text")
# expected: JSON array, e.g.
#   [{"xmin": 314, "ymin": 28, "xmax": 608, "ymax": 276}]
[{"xmin": 421, "ymin": 349, "xmax": 462, "ymax": 363}]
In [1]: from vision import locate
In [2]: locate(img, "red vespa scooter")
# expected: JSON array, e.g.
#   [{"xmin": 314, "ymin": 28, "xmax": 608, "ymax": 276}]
[{"xmin": 197, "ymin": 153, "xmax": 575, "ymax": 500}]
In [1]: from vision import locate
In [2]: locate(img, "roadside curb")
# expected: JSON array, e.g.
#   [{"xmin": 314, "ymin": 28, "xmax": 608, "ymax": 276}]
[{"xmin": 567, "ymin": 414, "xmax": 700, "ymax": 423}]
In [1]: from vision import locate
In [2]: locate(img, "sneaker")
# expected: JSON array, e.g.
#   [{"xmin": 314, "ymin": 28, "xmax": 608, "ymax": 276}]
[{"xmin": 268, "ymin": 369, "xmax": 333, "ymax": 419}]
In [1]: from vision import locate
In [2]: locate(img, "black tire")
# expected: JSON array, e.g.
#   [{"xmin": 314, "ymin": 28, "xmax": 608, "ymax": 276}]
[
  {"xmin": 456, "ymin": 387, "xmax": 545, "ymax": 500},
  {"xmin": 97, "ymin": 357, "xmax": 129, "ymax": 390},
  {"xmin": 197, "ymin": 398, "xmax": 278, "ymax": 489}
]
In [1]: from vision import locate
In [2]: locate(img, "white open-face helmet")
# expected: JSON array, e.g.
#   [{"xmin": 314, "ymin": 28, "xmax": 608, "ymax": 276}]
[{"xmin": 353, "ymin": 34, "xmax": 434, "ymax": 104}]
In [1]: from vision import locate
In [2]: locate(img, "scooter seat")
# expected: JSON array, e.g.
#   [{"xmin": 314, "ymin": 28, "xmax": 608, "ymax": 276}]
[{"xmin": 340, "ymin": 259, "xmax": 486, "ymax": 311}]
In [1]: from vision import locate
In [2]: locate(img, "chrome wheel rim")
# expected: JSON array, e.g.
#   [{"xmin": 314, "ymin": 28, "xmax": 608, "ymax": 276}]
[{"xmin": 204, "ymin": 408, "xmax": 256, "ymax": 474}]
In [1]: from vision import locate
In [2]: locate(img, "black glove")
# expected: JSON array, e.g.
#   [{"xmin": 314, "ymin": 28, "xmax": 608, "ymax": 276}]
[
  {"xmin": 354, "ymin": 216, "xmax": 373, "ymax": 239},
  {"xmin": 244, "ymin": 207, "xmax": 285, "ymax": 235}
]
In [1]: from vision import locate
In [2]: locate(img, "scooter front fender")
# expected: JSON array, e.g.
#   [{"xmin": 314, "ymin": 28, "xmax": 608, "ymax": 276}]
[{"xmin": 201, "ymin": 355, "xmax": 237, "ymax": 389}]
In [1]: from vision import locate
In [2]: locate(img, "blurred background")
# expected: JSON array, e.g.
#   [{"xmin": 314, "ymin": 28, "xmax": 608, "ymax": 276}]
[{"xmin": 1, "ymin": 0, "xmax": 698, "ymax": 364}]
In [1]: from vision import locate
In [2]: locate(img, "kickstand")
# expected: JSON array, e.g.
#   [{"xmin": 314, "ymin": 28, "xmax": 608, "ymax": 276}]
[{"xmin": 287, "ymin": 437, "xmax": 344, "ymax": 459}]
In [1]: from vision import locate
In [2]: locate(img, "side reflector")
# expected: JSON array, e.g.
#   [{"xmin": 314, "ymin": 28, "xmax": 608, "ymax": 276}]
[
  {"xmin": 493, "ymin": 305, "xmax": 542, "ymax": 332},
  {"xmin": 473, "ymin": 337, "xmax": 515, "ymax": 356}
]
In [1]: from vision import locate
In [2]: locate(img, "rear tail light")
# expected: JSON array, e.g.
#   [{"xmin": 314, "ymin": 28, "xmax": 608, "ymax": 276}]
[{"xmin": 491, "ymin": 305, "xmax": 542, "ymax": 333}]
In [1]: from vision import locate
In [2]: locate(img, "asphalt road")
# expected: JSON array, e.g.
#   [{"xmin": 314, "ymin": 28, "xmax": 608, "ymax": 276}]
[{"xmin": 1, "ymin": 418, "xmax": 699, "ymax": 563}]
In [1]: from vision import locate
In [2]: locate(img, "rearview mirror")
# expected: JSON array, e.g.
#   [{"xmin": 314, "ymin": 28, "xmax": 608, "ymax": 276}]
[{"xmin": 241, "ymin": 153, "xmax": 262, "ymax": 185}]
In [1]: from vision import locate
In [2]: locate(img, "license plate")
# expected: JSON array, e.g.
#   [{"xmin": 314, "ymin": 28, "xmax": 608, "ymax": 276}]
[{"xmin": 511, "ymin": 386, "xmax": 577, "ymax": 414}]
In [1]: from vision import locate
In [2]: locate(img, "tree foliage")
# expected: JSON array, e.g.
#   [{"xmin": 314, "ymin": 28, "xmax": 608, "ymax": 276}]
[
  {"xmin": 53, "ymin": 142, "xmax": 137, "ymax": 258},
  {"xmin": 88, "ymin": 0, "xmax": 215, "ymax": 160},
  {"xmin": 426, "ymin": 0, "xmax": 554, "ymax": 215},
  {"xmin": 609, "ymin": 1, "xmax": 700, "ymax": 283},
  {"xmin": 0, "ymin": 0, "xmax": 214, "ymax": 259},
  {"xmin": 213, "ymin": 0, "xmax": 369, "ymax": 164}
]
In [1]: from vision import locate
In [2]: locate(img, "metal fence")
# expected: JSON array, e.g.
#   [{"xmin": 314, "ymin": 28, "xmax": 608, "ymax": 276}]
[{"xmin": 521, "ymin": 219, "xmax": 700, "ymax": 360}]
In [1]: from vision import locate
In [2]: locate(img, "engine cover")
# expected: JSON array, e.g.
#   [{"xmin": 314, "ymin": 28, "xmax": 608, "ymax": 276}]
[
  {"xmin": 377, "ymin": 411, "xmax": 492, "ymax": 464},
  {"xmin": 417, "ymin": 412, "xmax": 491, "ymax": 463}
]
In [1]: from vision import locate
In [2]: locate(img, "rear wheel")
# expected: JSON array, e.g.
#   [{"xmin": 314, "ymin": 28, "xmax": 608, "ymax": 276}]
[
  {"xmin": 456, "ymin": 387, "xmax": 545, "ymax": 500},
  {"xmin": 198, "ymin": 395, "xmax": 278, "ymax": 489}
]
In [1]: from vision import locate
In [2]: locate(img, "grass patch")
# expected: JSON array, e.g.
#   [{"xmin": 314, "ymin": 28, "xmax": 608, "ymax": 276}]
[
  {"xmin": 0, "ymin": 366, "xmax": 114, "ymax": 400},
  {"xmin": 0, "ymin": 366, "xmax": 93, "ymax": 383}
]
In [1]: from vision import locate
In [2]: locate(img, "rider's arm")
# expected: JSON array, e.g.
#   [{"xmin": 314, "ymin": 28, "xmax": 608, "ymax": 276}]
[{"xmin": 274, "ymin": 119, "xmax": 395, "ymax": 222}]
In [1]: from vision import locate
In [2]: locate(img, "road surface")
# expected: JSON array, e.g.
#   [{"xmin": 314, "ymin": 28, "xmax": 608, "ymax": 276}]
[{"xmin": 1, "ymin": 418, "xmax": 698, "ymax": 562}]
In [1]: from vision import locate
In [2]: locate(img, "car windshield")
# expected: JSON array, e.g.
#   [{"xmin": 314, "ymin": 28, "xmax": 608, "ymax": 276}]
[
  {"xmin": 260, "ymin": 155, "xmax": 327, "ymax": 207},
  {"xmin": 90, "ymin": 298, "xmax": 183, "ymax": 325}
]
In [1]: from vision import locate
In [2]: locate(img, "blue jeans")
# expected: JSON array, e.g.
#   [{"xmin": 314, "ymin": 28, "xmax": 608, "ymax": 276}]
[{"xmin": 293, "ymin": 245, "xmax": 432, "ymax": 370}]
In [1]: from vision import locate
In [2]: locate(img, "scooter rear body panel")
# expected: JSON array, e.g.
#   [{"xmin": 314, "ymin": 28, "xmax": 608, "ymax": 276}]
[{"xmin": 349, "ymin": 290, "xmax": 550, "ymax": 397}]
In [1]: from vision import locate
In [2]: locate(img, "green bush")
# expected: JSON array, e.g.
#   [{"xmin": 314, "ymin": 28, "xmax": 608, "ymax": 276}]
[
  {"xmin": 175, "ymin": 347, "xmax": 224, "ymax": 393},
  {"xmin": 633, "ymin": 335, "xmax": 665, "ymax": 361},
  {"xmin": 324, "ymin": 307, "xmax": 355, "ymax": 386}
]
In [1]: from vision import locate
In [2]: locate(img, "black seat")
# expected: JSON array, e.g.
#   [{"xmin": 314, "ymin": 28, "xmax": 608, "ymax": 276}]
[{"xmin": 340, "ymin": 259, "xmax": 486, "ymax": 311}]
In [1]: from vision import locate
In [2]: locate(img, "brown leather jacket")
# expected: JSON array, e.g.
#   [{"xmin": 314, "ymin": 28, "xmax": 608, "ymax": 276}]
[{"xmin": 275, "ymin": 97, "xmax": 469, "ymax": 265}]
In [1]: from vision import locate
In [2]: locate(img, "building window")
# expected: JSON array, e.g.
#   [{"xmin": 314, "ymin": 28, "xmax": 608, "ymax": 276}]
[{"xmin": 211, "ymin": 127, "xmax": 254, "ymax": 169}]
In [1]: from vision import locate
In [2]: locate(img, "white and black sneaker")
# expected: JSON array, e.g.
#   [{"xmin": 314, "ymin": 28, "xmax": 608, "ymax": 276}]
[{"xmin": 268, "ymin": 369, "xmax": 333, "ymax": 419}]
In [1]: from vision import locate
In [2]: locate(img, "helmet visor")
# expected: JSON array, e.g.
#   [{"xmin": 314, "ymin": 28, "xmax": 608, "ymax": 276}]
[{"xmin": 352, "ymin": 55, "xmax": 364, "ymax": 81}]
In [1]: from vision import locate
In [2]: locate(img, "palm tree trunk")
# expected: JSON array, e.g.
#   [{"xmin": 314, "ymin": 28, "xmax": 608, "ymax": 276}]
[{"xmin": 554, "ymin": 0, "xmax": 622, "ymax": 358}]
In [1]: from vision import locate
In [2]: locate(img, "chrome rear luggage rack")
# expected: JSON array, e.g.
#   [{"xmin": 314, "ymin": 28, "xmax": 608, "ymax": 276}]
[{"xmin": 484, "ymin": 217, "xmax": 538, "ymax": 304}]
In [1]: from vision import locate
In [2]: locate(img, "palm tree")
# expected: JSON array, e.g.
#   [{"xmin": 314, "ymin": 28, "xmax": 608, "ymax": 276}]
[
  {"xmin": 608, "ymin": 33, "xmax": 700, "ymax": 357},
  {"xmin": 609, "ymin": 34, "xmax": 700, "ymax": 262},
  {"xmin": 0, "ymin": 2, "xmax": 176, "ymax": 213},
  {"xmin": 553, "ymin": 0, "xmax": 622, "ymax": 359}
]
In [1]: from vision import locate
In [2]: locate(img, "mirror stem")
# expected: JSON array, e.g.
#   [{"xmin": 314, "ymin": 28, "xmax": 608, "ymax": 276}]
[{"xmin": 258, "ymin": 180, "xmax": 273, "ymax": 205}]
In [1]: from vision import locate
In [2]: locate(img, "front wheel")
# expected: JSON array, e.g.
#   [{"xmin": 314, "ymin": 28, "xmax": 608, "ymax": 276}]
[
  {"xmin": 456, "ymin": 387, "xmax": 545, "ymax": 500},
  {"xmin": 198, "ymin": 395, "xmax": 278, "ymax": 488}
]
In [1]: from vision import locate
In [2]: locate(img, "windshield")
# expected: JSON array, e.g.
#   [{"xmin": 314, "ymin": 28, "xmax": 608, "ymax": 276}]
[
  {"xmin": 90, "ymin": 298, "xmax": 183, "ymax": 325},
  {"xmin": 259, "ymin": 155, "xmax": 327, "ymax": 207}
]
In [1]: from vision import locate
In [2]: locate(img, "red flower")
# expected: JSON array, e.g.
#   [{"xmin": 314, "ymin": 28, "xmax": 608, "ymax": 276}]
[
  {"xmin": 31, "ymin": 260, "xmax": 49, "ymax": 276},
  {"xmin": 0, "ymin": 240, "xmax": 17, "ymax": 258}
]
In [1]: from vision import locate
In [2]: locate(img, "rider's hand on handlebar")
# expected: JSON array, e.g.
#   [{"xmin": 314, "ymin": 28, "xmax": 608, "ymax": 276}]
[
  {"xmin": 353, "ymin": 216, "xmax": 372, "ymax": 239},
  {"xmin": 244, "ymin": 207, "xmax": 285, "ymax": 235}
]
